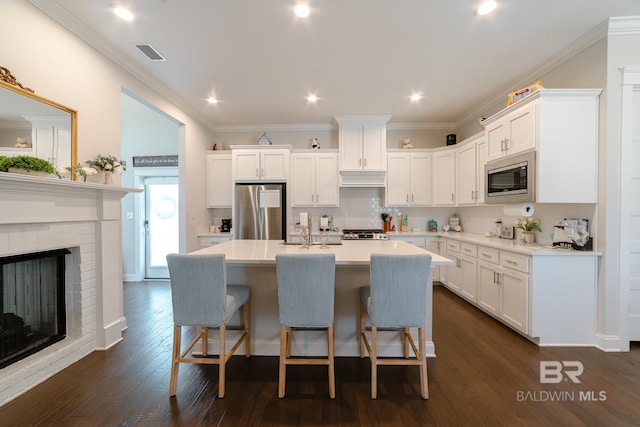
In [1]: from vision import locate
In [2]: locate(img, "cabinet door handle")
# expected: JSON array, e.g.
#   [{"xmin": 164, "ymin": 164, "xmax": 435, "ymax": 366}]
[
  {"xmin": 359, "ymin": 158, "xmax": 362, "ymax": 167},
  {"xmin": 481, "ymin": 253, "xmax": 491, "ymax": 258},
  {"xmin": 406, "ymin": 194, "xmax": 409, "ymax": 202},
  {"xmin": 261, "ymin": 168, "xmax": 265, "ymax": 177},
  {"xmin": 256, "ymin": 168, "xmax": 259, "ymax": 177},
  {"xmin": 504, "ymin": 138, "xmax": 509, "ymax": 151},
  {"xmin": 505, "ymin": 259, "xmax": 517, "ymax": 265},
  {"xmin": 364, "ymin": 158, "xmax": 367, "ymax": 167},
  {"xmin": 411, "ymin": 194, "xmax": 414, "ymax": 202}
]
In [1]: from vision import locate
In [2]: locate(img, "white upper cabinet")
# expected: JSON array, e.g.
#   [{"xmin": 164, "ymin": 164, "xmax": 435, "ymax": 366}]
[
  {"xmin": 386, "ymin": 150, "xmax": 432, "ymax": 206},
  {"xmin": 291, "ymin": 151, "xmax": 339, "ymax": 207},
  {"xmin": 336, "ymin": 116, "xmax": 389, "ymax": 170},
  {"xmin": 231, "ymin": 146, "xmax": 290, "ymax": 182},
  {"xmin": 336, "ymin": 115, "xmax": 390, "ymax": 187},
  {"xmin": 483, "ymin": 89, "xmax": 601, "ymax": 203},
  {"xmin": 456, "ymin": 133, "xmax": 486, "ymax": 206},
  {"xmin": 206, "ymin": 152, "xmax": 232, "ymax": 207},
  {"xmin": 433, "ymin": 149, "xmax": 456, "ymax": 205},
  {"xmin": 485, "ymin": 102, "xmax": 536, "ymax": 161}
]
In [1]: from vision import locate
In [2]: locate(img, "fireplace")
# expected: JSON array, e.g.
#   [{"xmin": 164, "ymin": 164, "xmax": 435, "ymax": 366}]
[
  {"xmin": 1, "ymin": 249, "xmax": 69, "ymax": 369},
  {"xmin": 0, "ymin": 173, "xmax": 137, "ymax": 406}
]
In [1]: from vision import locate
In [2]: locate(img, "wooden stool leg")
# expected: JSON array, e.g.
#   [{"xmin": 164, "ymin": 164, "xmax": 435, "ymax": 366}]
[
  {"xmin": 202, "ymin": 326, "xmax": 209, "ymax": 356},
  {"xmin": 278, "ymin": 324, "xmax": 287, "ymax": 398},
  {"xmin": 328, "ymin": 323, "xmax": 335, "ymax": 399},
  {"xmin": 371, "ymin": 325, "xmax": 378, "ymax": 399},
  {"xmin": 219, "ymin": 324, "xmax": 226, "ymax": 398},
  {"xmin": 419, "ymin": 326, "xmax": 429, "ymax": 399},
  {"xmin": 243, "ymin": 300, "xmax": 251, "ymax": 357},
  {"xmin": 403, "ymin": 327, "xmax": 410, "ymax": 358},
  {"xmin": 359, "ymin": 302, "xmax": 365, "ymax": 358},
  {"xmin": 169, "ymin": 324, "xmax": 181, "ymax": 396}
]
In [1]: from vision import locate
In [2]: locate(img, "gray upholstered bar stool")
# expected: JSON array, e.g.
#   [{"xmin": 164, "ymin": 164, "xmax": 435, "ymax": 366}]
[
  {"xmin": 275, "ymin": 253, "xmax": 336, "ymax": 399},
  {"xmin": 359, "ymin": 253, "xmax": 432, "ymax": 399},
  {"xmin": 166, "ymin": 253, "xmax": 250, "ymax": 398}
]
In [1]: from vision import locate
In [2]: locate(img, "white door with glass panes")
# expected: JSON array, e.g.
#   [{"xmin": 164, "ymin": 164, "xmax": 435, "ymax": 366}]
[{"xmin": 144, "ymin": 176, "xmax": 179, "ymax": 279}]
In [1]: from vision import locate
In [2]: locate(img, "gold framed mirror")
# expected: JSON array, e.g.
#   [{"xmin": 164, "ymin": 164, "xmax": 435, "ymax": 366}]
[{"xmin": 0, "ymin": 67, "xmax": 77, "ymax": 177}]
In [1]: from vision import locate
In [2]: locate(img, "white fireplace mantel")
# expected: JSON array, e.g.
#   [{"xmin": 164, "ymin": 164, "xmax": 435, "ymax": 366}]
[{"xmin": 0, "ymin": 172, "xmax": 141, "ymax": 406}]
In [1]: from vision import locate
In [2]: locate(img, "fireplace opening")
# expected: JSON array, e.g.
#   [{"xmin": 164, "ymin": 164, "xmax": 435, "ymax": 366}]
[{"xmin": 1, "ymin": 249, "xmax": 68, "ymax": 369}]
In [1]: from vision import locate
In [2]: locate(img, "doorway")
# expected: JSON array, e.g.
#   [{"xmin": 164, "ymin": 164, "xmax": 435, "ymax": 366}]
[{"xmin": 144, "ymin": 176, "xmax": 179, "ymax": 279}]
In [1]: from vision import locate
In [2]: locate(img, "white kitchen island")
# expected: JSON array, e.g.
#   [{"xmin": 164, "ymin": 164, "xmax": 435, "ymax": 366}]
[{"xmin": 191, "ymin": 239, "xmax": 453, "ymax": 357}]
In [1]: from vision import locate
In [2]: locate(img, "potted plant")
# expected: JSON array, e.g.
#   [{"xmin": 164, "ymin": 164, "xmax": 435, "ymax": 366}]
[
  {"xmin": 0, "ymin": 155, "xmax": 55, "ymax": 176},
  {"xmin": 87, "ymin": 154, "xmax": 127, "ymax": 184},
  {"xmin": 514, "ymin": 217, "xmax": 541, "ymax": 244}
]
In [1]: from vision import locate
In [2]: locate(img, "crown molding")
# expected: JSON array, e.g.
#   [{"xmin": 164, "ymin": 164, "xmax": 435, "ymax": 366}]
[
  {"xmin": 213, "ymin": 123, "xmax": 334, "ymax": 133},
  {"xmin": 609, "ymin": 16, "xmax": 640, "ymax": 36},
  {"xmin": 456, "ymin": 19, "xmax": 610, "ymax": 129}
]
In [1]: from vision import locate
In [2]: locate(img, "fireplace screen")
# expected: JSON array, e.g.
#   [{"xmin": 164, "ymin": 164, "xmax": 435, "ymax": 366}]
[{"xmin": 1, "ymin": 249, "xmax": 68, "ymax": 369}]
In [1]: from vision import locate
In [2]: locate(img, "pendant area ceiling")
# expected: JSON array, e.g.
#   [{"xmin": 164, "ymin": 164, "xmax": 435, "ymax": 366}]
[{"xmin": 29, "ymin": 1, "xmax": 640, "ymax": 128}]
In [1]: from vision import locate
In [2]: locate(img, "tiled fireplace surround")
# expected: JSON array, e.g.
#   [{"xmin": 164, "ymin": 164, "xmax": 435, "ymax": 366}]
[{"xmin": 0, "ymin": 173, "xmax": 136, "ymax": 405}]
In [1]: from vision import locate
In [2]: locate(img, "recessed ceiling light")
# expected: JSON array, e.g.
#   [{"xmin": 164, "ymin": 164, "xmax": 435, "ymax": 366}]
[
  {"xmin": 409, "ymin": 93, "xmax": 423, "ymax": 102},
  {"xmin": 112, "ymin": 5, "xmax": 135, "ymax": 21},
  {"xmin": 475, "ymin": 1, "xmax": 497, "ymax": 16},
  {"xmin": 294, "ymin": 3, "xmax": 310, "ymax": 18},
  {"xmin": 306, "ymin": 94, "xmax": 318, "ymax": 103},
  {"xmin": 207, "ymin": 97, "xmax": 219, "ymax": 104}
]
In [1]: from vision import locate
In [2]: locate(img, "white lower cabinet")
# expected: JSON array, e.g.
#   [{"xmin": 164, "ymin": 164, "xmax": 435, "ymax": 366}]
[
  {"xmin": 445, "ymin": 240, "xmax": 478, "ymax": 303},
  {"xmin": 198, "ymin": 235, "xmax": 232, "ymax": 247},
  {"xmin": 426, "ymin": 236, "xmax": 443, "ymax": 282},
  {"xmin": 478, "ymin": 261, "xmax": 529, "ymax": 334},
  {"xmin": 439, "ymin": 235, "xmax": 598, "ymax": 345}
]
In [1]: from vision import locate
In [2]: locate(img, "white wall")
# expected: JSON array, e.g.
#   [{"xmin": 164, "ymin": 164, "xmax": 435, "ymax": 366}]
[
  {"xmin": 1, "ymin": 0, "xmax": 215, "ymax": 256},
  {"xmin": 120, "ymin": 92, "xmax": 180, "ymax": 279}
]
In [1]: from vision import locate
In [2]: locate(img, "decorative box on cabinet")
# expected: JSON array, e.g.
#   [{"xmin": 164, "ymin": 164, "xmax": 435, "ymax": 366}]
[
  {"xmin": 386, "ymin": 150, "xmax": 432, "ymax": 206},
  {"xmin": 335, "ymin": 115, "xmax": 390, "ymax": 187},
  {"xmin": 291, "ymin": 151, "xmax": 339, "ymax": 207},
  {"xmin": 206, "ymin": 152, "xmax": 232, "ymax": 207},
  {"xmin": 231, "ymin": 145, "xmax": 290, "ymax": 182}
]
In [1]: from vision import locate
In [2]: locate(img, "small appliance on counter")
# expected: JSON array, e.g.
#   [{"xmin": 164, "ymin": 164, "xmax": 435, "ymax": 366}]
[
  {"xmin": 500, "ymin": 224, "xmax": 514, "ymax": 239},
  {"xmin": 221, "ymin": 218, "xmax": 232, "ymax": 232}
]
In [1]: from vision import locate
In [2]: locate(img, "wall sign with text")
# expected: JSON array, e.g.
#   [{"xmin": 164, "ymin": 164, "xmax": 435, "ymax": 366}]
[{"xmin": 132, "ymin": 155, "xmax": 178, "ymax": 167}]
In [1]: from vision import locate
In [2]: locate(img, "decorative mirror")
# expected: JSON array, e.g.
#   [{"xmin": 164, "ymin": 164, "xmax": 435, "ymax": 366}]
[{"xmin": 0, "ymin": 66, "xmax": 77, "ymax": 175}]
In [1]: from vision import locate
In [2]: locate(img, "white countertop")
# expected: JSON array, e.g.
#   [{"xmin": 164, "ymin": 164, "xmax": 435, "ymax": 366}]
[
  {"xmin": 191, "ymin": 239, "xmax": 453, "ymax": 266},
  {"xmin": 387, "ymin": 231, "xmax": 601, "ymax": 256}
]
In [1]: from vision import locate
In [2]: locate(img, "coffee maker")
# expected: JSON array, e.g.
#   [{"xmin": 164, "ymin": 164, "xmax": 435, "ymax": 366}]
[{"xmin": 221, "ymin": 218, "xmax": 232, "ymax": 232}]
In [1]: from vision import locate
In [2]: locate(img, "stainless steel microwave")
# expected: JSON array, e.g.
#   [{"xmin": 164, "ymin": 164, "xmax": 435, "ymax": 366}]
[{"xmin": 485, "ymin": 150, "xmax": 535, "ymax": 204}]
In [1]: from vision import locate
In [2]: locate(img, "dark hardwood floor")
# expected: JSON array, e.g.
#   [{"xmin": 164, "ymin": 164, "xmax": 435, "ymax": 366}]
[{"xmin": 1, "ymin": 281, "xmax": 639, "ymax": 426}]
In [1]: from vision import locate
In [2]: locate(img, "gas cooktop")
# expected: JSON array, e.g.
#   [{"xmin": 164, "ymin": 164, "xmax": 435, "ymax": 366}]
[{"xmin": 342, "ymin": 229, "xmax": 389, "ymax": 240}]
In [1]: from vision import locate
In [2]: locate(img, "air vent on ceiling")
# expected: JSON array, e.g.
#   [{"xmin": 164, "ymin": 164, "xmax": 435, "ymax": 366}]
[{"xmin": 135, "ymin": 44, "xmax": 165, "ymax": 61}]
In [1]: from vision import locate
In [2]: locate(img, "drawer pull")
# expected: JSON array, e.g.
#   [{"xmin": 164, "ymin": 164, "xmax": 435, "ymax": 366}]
[
  {"xmin": 505, "ymin": 259, "xmax": 518, "ymax": 265},
  {"xmin": 481, "ymin": 253, "xmax": 492, "ymax": 258}
]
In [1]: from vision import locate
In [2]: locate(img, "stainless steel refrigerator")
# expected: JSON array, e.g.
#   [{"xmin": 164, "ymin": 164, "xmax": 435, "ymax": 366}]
[{"xmin": 234, "ymin": 183, "xmax": 286, "ymax": 240}]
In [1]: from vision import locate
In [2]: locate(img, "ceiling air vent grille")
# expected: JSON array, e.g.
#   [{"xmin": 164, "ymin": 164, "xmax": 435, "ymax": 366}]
[{"xmin": 135, "ymin": 44, "xmax": 165, "ymax": 61}]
